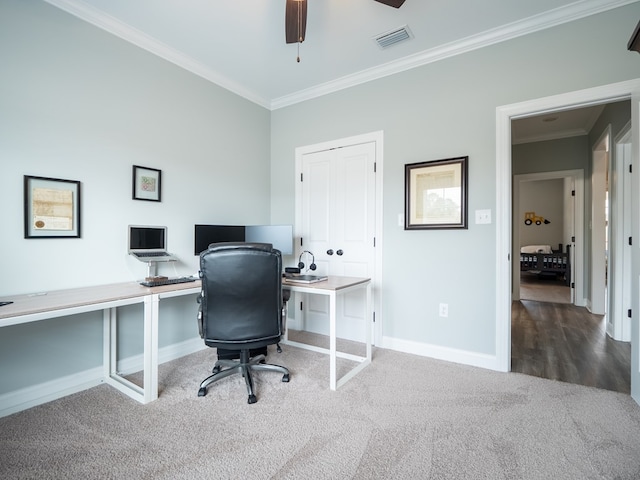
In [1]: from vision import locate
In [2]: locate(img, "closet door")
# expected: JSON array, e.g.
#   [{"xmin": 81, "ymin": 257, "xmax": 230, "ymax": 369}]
[{"xmin": 299, "ymin": 142, "xmax": 376, "ymax": 341}]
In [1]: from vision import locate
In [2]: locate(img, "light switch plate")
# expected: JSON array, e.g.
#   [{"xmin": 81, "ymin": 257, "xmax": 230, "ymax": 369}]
[{"xmin": 475, "ymin": 209, "xmax": 492, "ymax": 224}]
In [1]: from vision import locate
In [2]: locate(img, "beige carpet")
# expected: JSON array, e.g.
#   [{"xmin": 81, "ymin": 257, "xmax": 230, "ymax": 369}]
[{"xmin": 1, "ymin": 337, "xmax": 640, "ymax": 479}]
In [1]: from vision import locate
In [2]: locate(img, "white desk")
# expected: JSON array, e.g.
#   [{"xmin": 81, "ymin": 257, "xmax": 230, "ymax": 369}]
[
  {"xmin": 282, "ymin": 276, "xmax": 372, "ymax": 390},
  {"xmin": 0, "ymin": 281, "xmax": 201, "ymax": 404},
  {"xmin": 0, "ymin": 276, "xmax": 371, "ymax": 405}
]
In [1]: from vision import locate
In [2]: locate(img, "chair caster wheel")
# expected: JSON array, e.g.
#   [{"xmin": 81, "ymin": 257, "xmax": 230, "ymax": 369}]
[
  {"xmin": 248, "ymin": 395, "xmax": 257, "ymax": 404},
  {"xmin": 198, "ymin": 387, "xmax": 207, "ymax": 397},
  {"xmin": 212, "ymin": 365, "xmax": 221, "ymax": 374},
  {"xmin": 282, "ymin": 374, "xmax": 290, "ymax": 382},
  {"xmin": 277, "ymin": 344, "xmax": 282, "ymax": 353}
]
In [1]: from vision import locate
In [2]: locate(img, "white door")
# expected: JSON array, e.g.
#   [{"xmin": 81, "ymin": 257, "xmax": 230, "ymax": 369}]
[
  {"xmin": 295, "ymin": 140, "xmax": 377, "ymax": 343},
  {"xmin": 609, "ymin": 124, "xmax": 632, "ymax": 341},
  {"xmin": 563, "ymin": 176, "xmax": 576, "ymax": 304},
  {"xmin": 591, "ymin": 131, "xmax": 609, "ymax": 315}
]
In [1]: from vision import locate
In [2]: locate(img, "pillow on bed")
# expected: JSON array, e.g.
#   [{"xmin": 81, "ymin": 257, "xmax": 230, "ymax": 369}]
[{"xmin": 520, "ymin": 245, "xmax": 553, "ymax": 254}]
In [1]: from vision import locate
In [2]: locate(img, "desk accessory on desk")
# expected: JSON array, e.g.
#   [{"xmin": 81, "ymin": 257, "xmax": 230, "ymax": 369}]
[
  {"xmin": 139, "ymin": 276, "xmax": 195, "ymax": 287},
  {"xmin": 284, "ymin": 274, "xmax": 327, "ymax": 284}
]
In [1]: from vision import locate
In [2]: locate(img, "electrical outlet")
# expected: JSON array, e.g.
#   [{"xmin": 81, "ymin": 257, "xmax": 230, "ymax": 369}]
[{"xmin": 439, "ymin": 303, "xmax": 448, "ymax": 318}]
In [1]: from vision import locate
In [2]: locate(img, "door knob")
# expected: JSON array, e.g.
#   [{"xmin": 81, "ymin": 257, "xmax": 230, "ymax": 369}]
[
  {"xmin": 336, "ymin": 249, "xmax": 343, "ymax": 256},
  {"xmin": 326, "ymin": 249, "xmax": 334, "ymax": 255}
]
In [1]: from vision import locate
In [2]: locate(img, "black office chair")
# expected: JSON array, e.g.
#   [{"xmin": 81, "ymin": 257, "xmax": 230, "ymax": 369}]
[{"xmin": 197, "ymin": 242, "xmax": 290, "ymax": 404}]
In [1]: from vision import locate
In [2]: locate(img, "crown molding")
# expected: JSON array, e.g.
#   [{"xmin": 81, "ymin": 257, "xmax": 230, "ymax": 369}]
[
  {"xmin": 44, "ymin": 0, "xmax": 638, "ymax": 111},
  {"xmin": 271, "ymin": 0, "xmax": 639, "ymax": 109},
  {"xmin": 43, "ymin": 0, "xmax": 271, "ymax": 109}
]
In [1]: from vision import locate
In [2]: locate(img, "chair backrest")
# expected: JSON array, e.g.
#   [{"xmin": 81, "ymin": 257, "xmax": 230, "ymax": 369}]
[{"xmin": 199, "ymin": 242, "xmax": 283, "ymax": 350}]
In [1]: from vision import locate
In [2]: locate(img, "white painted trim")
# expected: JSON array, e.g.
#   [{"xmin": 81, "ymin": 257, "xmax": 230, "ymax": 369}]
[
  {"xmin": 496, "ymin": 79, "xmax": 640, "ymax": 379},
  {"xmin": 630, "ymin": 94, "xmax": 640, "ymax": 403},
  {"xmin": 381, "ymin": 336, "xmax": 499, "ymax": 371},
  {"xmin": 43, "ymin": 0, "xmax": 269, "ymax": 108},
  {"xmin": 590, "ymin": 126, "xmax": 613, "ymax": 315},
  {"xmin": 273, "ymin": 1, "xmax": 638, "ymax": 109},
  {"xmin": 0, "ymin": 337, "xmax": 206, "ymax": 418},
  {"xmin": 0, "ymin": 367, "xmax": 104, "ymax": 419},
  {"xmin": 294, "ymin": 131, "xmax": 384, "ymax": 346},
  {"xmin": 116, "ymin": 337, "xmax": 206, "ymax": 375},
  {"xmin": 43, "ymin": 0, "xmax": 637, "ymax": 110},
  {"xmin": 610, "ymin": 122, "xmax": 632, "ymax": 341}
]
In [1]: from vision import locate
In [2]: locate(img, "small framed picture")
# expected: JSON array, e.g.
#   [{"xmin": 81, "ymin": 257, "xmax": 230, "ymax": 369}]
[
  {"xmin": 132, "ymin": 165, "xmax": 162, "ymax": 202},
  {"xmin": 24, "ymin": 175, "xmax": 81, "ymax": 238},
  {"xmin": 405, "ymin": 156, "xmax": 468, "ymax": 230}
]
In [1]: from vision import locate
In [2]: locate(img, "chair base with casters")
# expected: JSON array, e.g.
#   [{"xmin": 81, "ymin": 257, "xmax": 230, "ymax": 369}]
[{"xmin": 198, "ymin": 349, "xmax": 290, "ymax": 404}]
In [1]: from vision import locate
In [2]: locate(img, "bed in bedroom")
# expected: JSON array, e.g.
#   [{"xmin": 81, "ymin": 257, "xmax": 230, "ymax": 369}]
[{"xmin": 520, "ymin": 243, "xmax": 571, "ymax": 286}]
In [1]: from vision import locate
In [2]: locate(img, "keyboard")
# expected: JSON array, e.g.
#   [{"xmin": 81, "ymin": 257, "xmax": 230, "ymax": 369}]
[{"xmin": 140, "ymin": 276, "xmax": 196, "ymax": 287}]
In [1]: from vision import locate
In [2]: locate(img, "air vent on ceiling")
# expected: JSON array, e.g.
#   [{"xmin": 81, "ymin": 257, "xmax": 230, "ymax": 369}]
[{"xmin": 374, "ymin": 25, "xmax": 413, "ymax": 49}]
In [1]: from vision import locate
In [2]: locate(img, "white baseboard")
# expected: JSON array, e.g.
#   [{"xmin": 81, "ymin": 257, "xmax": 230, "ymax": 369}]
[
  {"xmin": 0, "ymin": 367, "xmax": 104, "ymax": 419},
  {"xmin": 380, "ymin": 336, "xmax": 500, "ymax": 371},
  {"xmin": 116, "ymin": 337, "xmax": 206, "ymax": 375},
  {"xmin": 1, "ymin": 335, "xmax": 498, "ymax": 418},
  {"xmin": 0, "ymin": 337, "xmax": 206, "ymax": 418}
]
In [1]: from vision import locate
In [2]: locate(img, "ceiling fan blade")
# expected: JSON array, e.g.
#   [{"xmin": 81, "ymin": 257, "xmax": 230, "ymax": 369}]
[
  {"xmin": 374, "ymin": 0, "xmax": 406, "ymax": 8},
  {"xmin": 285, "ymin": 0, "xmax": 307, "ymax": 44}
]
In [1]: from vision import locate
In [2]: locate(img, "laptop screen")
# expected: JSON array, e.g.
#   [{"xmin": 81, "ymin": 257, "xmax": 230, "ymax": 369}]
[{"xmin": 128, "ymin": 225, "xmax": 167, "ymax": 253}]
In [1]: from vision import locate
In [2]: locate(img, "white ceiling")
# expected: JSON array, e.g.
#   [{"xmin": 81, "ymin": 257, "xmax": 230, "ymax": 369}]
[
  {"xmin": 45, "ymin": 0, "xmax": 637, "ymax": 111},
  {"xmin": 512, "ymin": 104, "xmax": 609, "ymax": 144}
]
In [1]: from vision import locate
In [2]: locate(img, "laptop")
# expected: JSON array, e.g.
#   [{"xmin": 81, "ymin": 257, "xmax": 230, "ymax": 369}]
[{"xmin": 128, "ymin": 225, "xmax": 177, "ymax": 262}]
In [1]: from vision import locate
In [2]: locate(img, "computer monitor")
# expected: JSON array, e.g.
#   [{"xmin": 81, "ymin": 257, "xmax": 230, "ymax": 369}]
[
  {"xmin": 194, "ymin": 224, "xmax": 293, "ymax": 255},
  {"xmin": 246, "ymin": 225, "xmax": 293, "ymax": 255},
  {"xmin": 194, "ymin": 225, "xmax": 245, "ymax": 255}
]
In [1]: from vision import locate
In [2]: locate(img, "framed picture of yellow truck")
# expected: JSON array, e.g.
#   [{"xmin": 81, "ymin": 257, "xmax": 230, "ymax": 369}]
[{"xmin": 524, "ymin": 211, "xmax": 550, "ymax": 225}]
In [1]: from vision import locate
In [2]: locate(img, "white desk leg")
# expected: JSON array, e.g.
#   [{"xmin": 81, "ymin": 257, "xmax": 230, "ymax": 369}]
[
  {"xmin": 329, "ymin": 291, "xmax": 337, "ymax": 391},
  {"xmin": 143, "ymin": 294, "xmax": 159, "ymax": 403},
  {"xmin": 103, "ymin": 308, "xmax": 117, "ymax": 380}
]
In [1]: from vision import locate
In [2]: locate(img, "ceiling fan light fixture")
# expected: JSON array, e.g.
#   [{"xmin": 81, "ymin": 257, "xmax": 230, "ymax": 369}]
[
  {"xmin": 285, "ymin": 0, "xmax": 307, "ymax": 44},
  {"xmin": 374, "ymin": 0, "xmax": 407, "ymax": 8},
  {"xmin": 628, "ymin": 19, "xmax": 640, "ymax": 53},
  {"xmin": 285, "ymin": 0, "xmax": 307, "ymax": 62}
]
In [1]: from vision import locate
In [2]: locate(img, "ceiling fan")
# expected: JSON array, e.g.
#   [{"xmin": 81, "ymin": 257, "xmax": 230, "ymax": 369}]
[{"xmin": 285, "ymin": 0, "xmax": 406, "ymax": 60}]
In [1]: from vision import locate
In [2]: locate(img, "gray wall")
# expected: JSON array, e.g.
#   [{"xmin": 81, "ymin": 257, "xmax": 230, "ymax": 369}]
[
  {"xmin": 270, "ymin": 3, "xmax": 640, "ymax": 356},
  {"xmin": 0, "ymin": 1, "xmax": 271, "ymax": 393},
  {"xmin": 2, "ymin": 1, "xmax": 640, "ymax": 398},
  {"xmin": 512, "ymin": 136, "xmax": 590, "ymax": 175}
]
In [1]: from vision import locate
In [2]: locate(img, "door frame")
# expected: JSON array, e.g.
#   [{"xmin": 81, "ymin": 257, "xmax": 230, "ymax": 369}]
[
  {"xmin": 610, "ymin": 122, "xmax": 632, "ymax": 341},
  {"xmin": 512, "ymin": 170, "xmax": 584, "ymax": 305},
  {"xmin": 590, "ymin": 126, "xmax": 611, "ymax": 315},
  {"xmin": 495, "ymin": 80, "xmax": 640, "ymax": 405},
  {"xmin": 294, "ymin": 130, "xmax": 384, "ymax": 345}
]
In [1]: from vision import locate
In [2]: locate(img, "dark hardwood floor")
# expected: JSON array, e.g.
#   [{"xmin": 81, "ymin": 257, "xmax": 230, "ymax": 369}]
[{"xmin": 511, "ymin": 297, "xmax": 631, "ymax": 394}]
